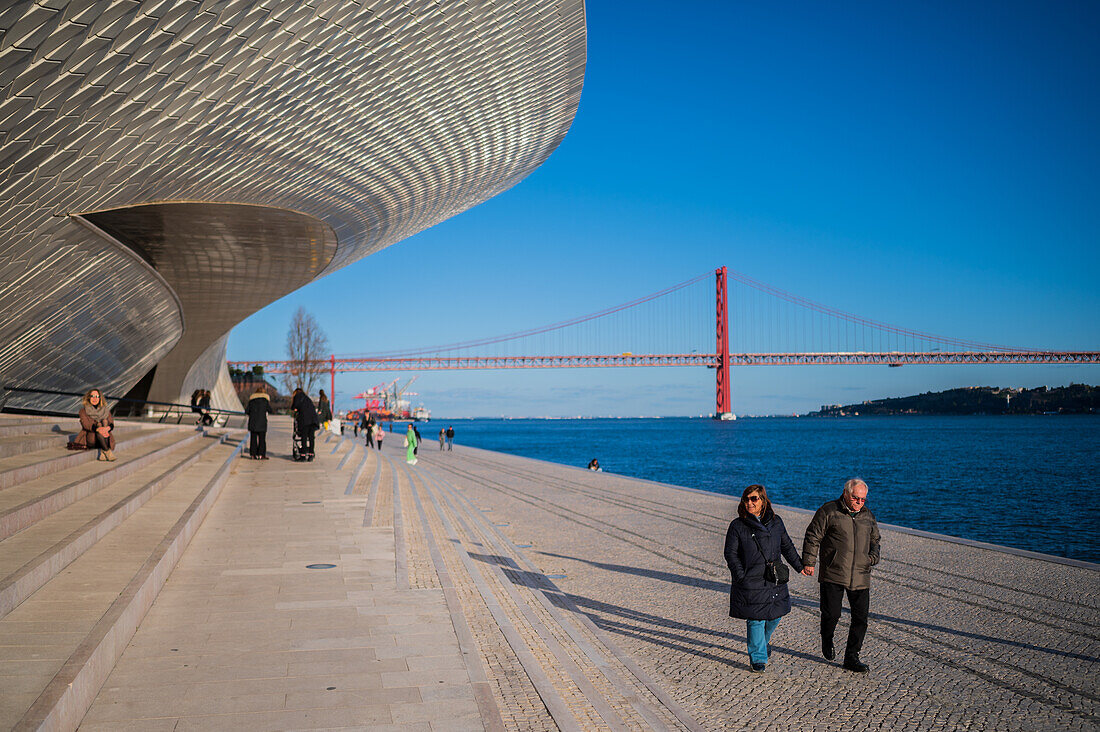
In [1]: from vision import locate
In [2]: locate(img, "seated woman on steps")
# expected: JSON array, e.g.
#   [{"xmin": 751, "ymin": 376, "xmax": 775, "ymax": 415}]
[{"xmin": 72, "ymin": 388, "xmax": 116, "ymax": 461}]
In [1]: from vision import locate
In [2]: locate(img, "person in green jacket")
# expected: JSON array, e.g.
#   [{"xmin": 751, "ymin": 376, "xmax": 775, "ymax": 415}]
[
  {"xmin": 801, "ymin": 478, "xmax": 881, "ymax": 674},
  {"xmin": 405, "ymin": 423, "xmax": 418, "ymax": 465}
]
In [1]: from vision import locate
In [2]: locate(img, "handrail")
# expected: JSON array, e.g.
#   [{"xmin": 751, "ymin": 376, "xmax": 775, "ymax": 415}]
[{"xmin": 0, "ymin": 385, "xmax": 246, "ymax": 426}]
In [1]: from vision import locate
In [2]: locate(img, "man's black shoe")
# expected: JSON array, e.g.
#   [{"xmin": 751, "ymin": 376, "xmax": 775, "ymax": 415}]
[
  {"xmin": 750, "ymin": 662, "xmax": 766, "ymax": 673},
  {"xmin": 843, "ymin": 654, "xmax": 869, "ymax": 673},
  {"xmin": 822, "ymin": 637, "xmax": 835, "ymax": 661}
]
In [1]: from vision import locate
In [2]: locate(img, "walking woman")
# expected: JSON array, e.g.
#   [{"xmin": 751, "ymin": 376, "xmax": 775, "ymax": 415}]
[
  {"xmin": 405, "ymin": 423, "xmax": 418, "ymax": 465},
  {"xmin": 723, "ymin": 484, "xmax": 805, "ymax": 672},
  {"xmin": 317, "ymin": 389, "xmax": 332, "ymax": 430},
  {"xmin": 245, "ymin": 385, "xmax": 273, "ymax": 459}
]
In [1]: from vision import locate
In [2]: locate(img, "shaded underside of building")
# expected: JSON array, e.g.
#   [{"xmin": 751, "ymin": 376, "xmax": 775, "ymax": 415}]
[{"xmin": 0, "ymin": 0, "xmax": 586, "ymax": 413}]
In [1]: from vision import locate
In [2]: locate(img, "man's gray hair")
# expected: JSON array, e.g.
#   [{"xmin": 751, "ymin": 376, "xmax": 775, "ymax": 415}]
[{"xmin": 843, "ymin": 478, "xmax": 868, "ymax": 496}]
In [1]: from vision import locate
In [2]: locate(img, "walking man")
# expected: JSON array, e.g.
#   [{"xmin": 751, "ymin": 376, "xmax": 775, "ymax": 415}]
[
  {"xmin": 445, "ymin": 425, "xmax": 454, "ymax": 451},
  {"xmin": 364, "ymin": 414, "xmax": 375, "ymax": 449},
  {"xmin": 801, "ymin": 478, "xmax": 881, "ymax": 673}
]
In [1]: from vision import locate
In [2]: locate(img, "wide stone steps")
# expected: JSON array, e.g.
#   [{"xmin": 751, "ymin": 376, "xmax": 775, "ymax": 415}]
[
  {"xmin": 0, "ymin": 420, "xmax": 243, "ymax": 732},
  {"xmin": 0, "ymin": 429, "xmax": 204, "ymax": 543},
  {"xmin": 0, "ymin": 432, "xmax": 224, "ymax": 618},
  {"xmin": 0, "ymin": 430, "xmax": 74, "ymax": 460},
  {"xmin": 0, "ymin": 426, "xmax": 164, "ymax": 491},
  {"xmin": 0, "ymin": 418, "xmax": 72, "ymax": 440}
]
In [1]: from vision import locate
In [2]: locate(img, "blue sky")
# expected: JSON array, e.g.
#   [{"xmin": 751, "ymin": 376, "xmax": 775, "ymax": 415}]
[{"xmin": 228, "ymin": 1, "xmax": 1100, "ymax": 417}]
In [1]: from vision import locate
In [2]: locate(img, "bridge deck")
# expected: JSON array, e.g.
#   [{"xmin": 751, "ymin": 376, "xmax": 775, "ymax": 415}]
[{"xmin": 83, "ymin": 420, "xmax": 1099, "ymax": 730}]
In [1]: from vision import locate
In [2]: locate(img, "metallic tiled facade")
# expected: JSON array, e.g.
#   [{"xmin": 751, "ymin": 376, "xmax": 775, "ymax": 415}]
[{"xmin": 0, "ymin": 0, "xmax": 586, "ymax": 412}]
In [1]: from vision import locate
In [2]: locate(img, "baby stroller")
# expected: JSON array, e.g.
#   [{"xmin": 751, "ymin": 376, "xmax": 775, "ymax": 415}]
[{"xmin": 291, "ymin": 422, "xmax": 309, "ymax": 462}]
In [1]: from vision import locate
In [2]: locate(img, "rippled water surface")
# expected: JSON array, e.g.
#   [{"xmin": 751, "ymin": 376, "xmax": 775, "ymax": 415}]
[{"xmin": 435, "ymin": 416, "xmax": 1099, "ymax": 562}]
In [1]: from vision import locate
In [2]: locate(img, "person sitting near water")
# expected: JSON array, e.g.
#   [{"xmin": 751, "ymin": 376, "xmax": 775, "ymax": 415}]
[
  {"xmin": 587, "ymin": 458, "xmax": 602, "ymax": 471},
  {"xmin": 71, "ymin": 388, "xmax": 116, "ymax": 461}
]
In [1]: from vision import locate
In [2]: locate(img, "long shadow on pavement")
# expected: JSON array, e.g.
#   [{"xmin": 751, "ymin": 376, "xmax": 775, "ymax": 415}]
[
  {"xmin": 467, "ymin": 550, "xmax": 827, "ymax": 668},
  {"xmin": 538, "ymin": 551, "xmax": 1100, "ymax": 664}
]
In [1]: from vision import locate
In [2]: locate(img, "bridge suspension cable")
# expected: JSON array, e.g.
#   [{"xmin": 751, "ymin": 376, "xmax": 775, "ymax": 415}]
[{"xmin": 229, "ymin": 266, "xmax": 1099, "ymax": 415}]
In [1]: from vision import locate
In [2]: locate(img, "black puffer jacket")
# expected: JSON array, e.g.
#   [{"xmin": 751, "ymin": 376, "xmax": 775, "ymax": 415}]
[
  {"xmin": 292, "ymin": 391, "xmax": 319, "ymax": 428},
  {"xmin": 724, "ymin": 508, "xmax": 804, "ymax": 621},
  {"xmin": 245, "ymin": 392, "xmax": 273, "ymax": 432}
]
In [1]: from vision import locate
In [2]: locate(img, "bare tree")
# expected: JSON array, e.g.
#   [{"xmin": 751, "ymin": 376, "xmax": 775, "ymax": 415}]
[{"xmin": 283, "ymin": 306, "xmax": 329, "ymax": 395}]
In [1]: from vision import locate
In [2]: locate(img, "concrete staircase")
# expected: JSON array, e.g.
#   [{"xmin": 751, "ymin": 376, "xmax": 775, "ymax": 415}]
[{"xmin": 0, "ymin": 414, "xmax": 244, "ymax": 731}]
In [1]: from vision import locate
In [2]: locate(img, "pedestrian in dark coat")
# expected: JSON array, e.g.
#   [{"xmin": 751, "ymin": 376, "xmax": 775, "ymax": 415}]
[
  {"xmin": 198, "ymin": 389, "xmax": 214, "ymax": 426},
  {"xmin": 362, "ymin": 413, "xmax": 373, "ymax": 447},
  {"xmin": 244, "ymin": 385, "xmax": 274, "ymax": 459},
  {"xmin": 724, "ymin": 484, "xmax": 804, "ymax": 672},
  {"xmin": 291, "ymin": 388, "xmax": 319, "ymax": 460},
  {"xmin": 317, "ymin": 389, "xmax": 332, "ymax": 426},
  {"xmin": 802, "ymin": 478, "xmax": 881, "ymax": 673},
  {"xmin": 190, "ymin": 389, "xmax": 202, "ymax": 425}
]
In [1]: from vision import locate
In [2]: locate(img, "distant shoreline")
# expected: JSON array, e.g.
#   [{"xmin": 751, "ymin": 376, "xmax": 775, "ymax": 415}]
[
  {"xmin": 431, "ymin": 411, "xmax": 1098, "ymax": 420},
  {"xmin": 807, "ymin": 384, "xmax": 1098, "ymax": 418}
]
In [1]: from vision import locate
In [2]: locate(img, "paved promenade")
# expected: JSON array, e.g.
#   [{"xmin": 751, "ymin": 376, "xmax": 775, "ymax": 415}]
[{"xmin": 83, "ymin": 420, "xmax": 1099, "ymax": 730}]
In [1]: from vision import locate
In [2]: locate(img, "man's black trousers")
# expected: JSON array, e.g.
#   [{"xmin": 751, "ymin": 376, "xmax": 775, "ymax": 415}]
[{"xmin": 820, "ymin": 581, "xmax": 869, "ymax": 657}]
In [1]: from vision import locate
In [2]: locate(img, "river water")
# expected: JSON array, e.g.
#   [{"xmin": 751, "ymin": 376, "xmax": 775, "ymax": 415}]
[{"xmin": 433, "ymin": 416, "xmax": 1099, "ymax": 562}]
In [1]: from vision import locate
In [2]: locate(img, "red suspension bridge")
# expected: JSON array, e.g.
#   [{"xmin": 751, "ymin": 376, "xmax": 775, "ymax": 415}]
[{"xmin": 230, "ymin": 267, "xmax": 1100, "ymax": 418}]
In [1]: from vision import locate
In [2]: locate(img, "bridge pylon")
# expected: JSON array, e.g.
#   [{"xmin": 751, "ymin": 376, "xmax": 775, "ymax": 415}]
[{"xmin": 715, "ymin": 266, "xmax": 733, "ymax": 420}]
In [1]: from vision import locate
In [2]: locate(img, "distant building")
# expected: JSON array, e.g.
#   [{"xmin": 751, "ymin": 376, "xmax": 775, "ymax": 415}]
[{"xmin": 230, "ymin": 372, "xmax": 308, "ymax": 414}]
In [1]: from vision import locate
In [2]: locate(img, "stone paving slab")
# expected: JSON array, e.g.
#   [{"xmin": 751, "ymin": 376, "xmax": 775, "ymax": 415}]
[
  {"xmin": 1, "ymin": 435, "xmax": 241, "ymax": 730},
  {"xmin": 81, "ymin": 425, "xmax": 1099, "ymax": 731},
  {"xmin": 427, "ymin": 445, "xmax": 1100, "ymax": 732},
  {"xmin": 84, "ymin": 425, "xmax": 484, "ymax": 731}
]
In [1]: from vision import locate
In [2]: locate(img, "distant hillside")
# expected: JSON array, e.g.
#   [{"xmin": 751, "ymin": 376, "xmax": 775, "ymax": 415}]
[{"xmin": 808, "ymin": 384, "xmax": 1099, "ymax": 416}]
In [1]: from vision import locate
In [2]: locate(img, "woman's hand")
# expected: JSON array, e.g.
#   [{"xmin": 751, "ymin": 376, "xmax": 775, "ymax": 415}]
[{"xmin": 801, "ymin": 566, "xmax": 814, "ymax": 577}]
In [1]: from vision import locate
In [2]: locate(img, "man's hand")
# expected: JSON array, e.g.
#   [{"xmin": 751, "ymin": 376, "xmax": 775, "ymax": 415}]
[{"xmin": 801, "ymin": 567, "xmax": 814, "ymax": 577}]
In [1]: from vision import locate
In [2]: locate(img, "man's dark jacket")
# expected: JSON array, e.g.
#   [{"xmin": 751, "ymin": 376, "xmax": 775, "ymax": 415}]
[
  {"xmin": 801, "ymin": 499, "xmax": 881, "ymax": 590},
  {"xmin": 724, "ymin": 508, "xmax": 804, "ymax": 620}
]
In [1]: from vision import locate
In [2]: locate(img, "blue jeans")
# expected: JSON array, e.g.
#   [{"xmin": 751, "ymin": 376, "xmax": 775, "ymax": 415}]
[{"xmin": 746, "ymin": 618, "xmax": 781, "ymax": 664}]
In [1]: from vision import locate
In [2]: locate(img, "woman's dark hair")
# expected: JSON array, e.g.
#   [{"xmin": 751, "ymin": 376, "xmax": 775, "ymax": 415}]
[{"xmin": 737, "ymin": 484, "xmax": 771, "ymax": 520}]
